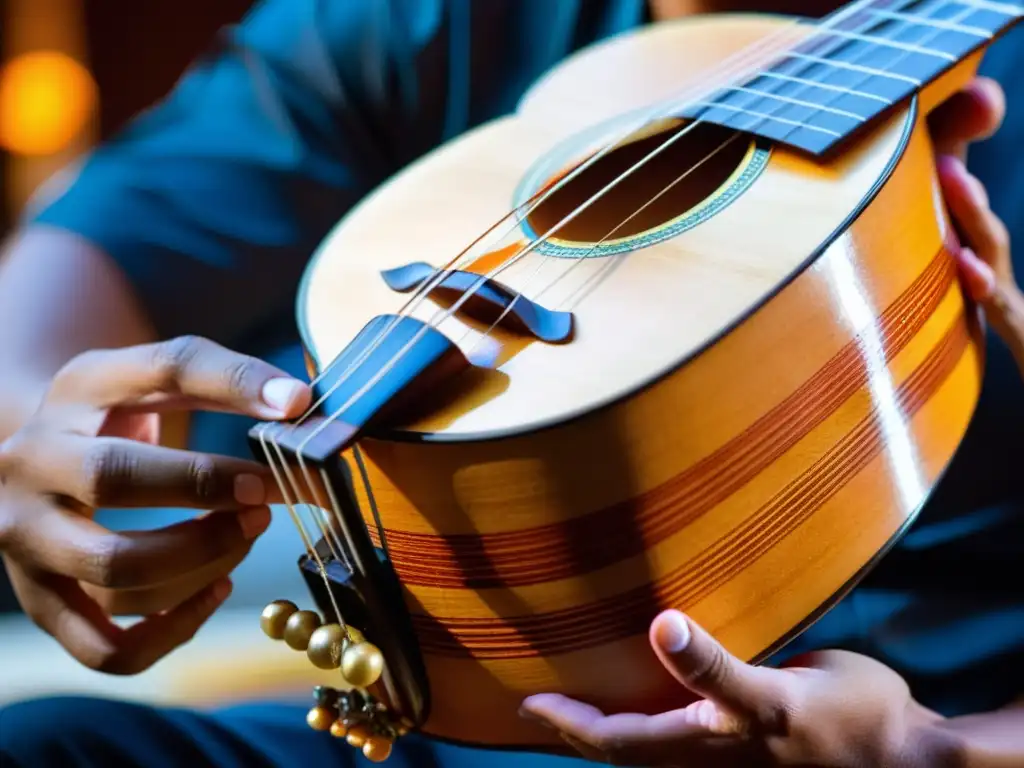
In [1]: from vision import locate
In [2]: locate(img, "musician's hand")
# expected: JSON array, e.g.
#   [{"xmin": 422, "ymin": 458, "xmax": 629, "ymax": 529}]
[
  {"xmin": 0, "ymin": 335, "xmax": 311, "ymax": 674},
  {"xmin": 929, "ymin": 77, "xmax": 1024, "ymax": 345},
  {"xmin": 521, "ymin": 611, "xmax": 946, "ymax": 768}
]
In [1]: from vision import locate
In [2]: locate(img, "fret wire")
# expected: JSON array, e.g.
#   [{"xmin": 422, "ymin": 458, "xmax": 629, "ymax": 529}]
[
  {"xmin": 866, "ymin": 8, "xmax": 993, "ymax": 36},
  {"xmin": 703, "ymin": 0, "xmax": 920, "ymax": 110},
  {"xmin": 693, "ymin": 0, "xmax": 923, "ymax": 144},
  {"xmin": 806, "ymin": 25, "xmax": 958, "ymax": 59},
  {"xmin": 951, "ymin": 0, "xmax": 1023, "ymax": 16},
  {"xmin": 698, "ymin": 0, "xmax": 987, "ymax": 150},
  {"xmin": 722, "ymin": 84, "xmax": 868, "ymax": 120},
  {"xmin": 762, "ymin": 0, "xmax": 977, "ymax": 149},
  {"xmin": 782, "ymin": 52, "xmax": 922, "ymax": 84},
  {"xmin": 753, "ymin": 0, "xmax": 924, "ymax": 91},
  {"xmin": 688, "ymin": 101, "xmax": 844, "ymax": 135},
  {"xmin": 755, "ymin": 71, "xmax": 893, "ymax": 103}
]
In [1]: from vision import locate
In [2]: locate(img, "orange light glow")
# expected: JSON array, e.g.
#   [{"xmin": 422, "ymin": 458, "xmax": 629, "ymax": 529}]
[{"xmin": 0, "ymin": 50, "xmax": 98, "ymax": 156}]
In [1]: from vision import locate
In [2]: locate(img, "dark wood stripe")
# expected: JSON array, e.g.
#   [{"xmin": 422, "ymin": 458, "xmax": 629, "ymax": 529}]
[
  {"xmin": 373, "ymin": 247, "xmax": 957, "ymax": 588},
  {"xmin": 412, "ymin": 314, "xmax": 970, "ymax": 658}
]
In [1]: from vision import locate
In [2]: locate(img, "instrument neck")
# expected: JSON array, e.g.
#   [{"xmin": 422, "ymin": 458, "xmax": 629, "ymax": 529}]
[{"xmin": 673, "ymin": 0, "xmax": 1021, "ymax": 156}]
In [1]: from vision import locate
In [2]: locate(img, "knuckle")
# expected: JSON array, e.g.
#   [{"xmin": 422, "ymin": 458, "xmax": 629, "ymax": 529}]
[
  {"xmin": 82, "ymin": 443, "xmax": 139, "ymax": 506},
  {"xmin": 688, "ymin": 642, "xmax": 732, "ymax": 691},
  {"xmin": 187, "ymin": 456, "xmax": 224, "ymax": 504},
  {"xmin": 47, "ymin": 602, "xmax": 134, "ymax": 674},
  {"xmin": 590, "ymin": 732, "xmax": 623, "ymax": 759},
  {"xmin": 766, "ymin": 689, "xmax": 799, "ymax": 735},
  {"xmin": 222, "ymin": 357, "xmax": 257, "ymax": 401},
  {"xmin": 82, "ymin": 645, "xmax": 137, "ymax": 676},
  {"xmin": 990, "ymin": 217, "xmax": 1011, "ymax": 253},
  {"xmin": 151, "ymin": 335, "xmax": 207, "ymax": 388},
  {"xmin": 85, "ymin": 534, "xmax": 136, "ymax": 589}
]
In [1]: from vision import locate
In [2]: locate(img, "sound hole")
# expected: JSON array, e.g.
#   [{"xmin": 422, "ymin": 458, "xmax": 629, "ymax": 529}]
[{"xmin": 526, "ymin": 120, "xmax": 751, "ymax": 244}]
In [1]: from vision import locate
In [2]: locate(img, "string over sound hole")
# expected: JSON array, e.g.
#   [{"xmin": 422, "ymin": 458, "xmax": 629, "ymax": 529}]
[{"xmin": 525, "ymin": 119, "xmax": 755, "ymax": 247}]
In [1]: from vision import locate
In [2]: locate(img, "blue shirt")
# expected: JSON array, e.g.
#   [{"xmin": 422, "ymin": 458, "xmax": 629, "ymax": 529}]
[{"xmin": 31, "ymin": 0, "xmax": 1024, "ymax": 718}]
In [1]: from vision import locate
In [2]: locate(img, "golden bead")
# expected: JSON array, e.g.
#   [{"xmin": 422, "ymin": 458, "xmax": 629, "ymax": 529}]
[
  {"xmin": 260, "ymin": 600, "xmax": 298, "ymax": 640},
  {"xmin": 306, "ymin": 623, "xmax": 346, "ymax": 670},
  {"xmin": 345, "ymin": 724, "xmax": 370, "ymax": 748},
  {"xmin": 305, "ymin": 705, "xmax": 336, "ymax": 732},
  {"xmin": 363, "ymin": 735, "xmax": 394, "ymax": 763},
  {"xmin": 329, "ymin": 720, "xmax": 348, "ymax": 739},
  {"xmin": 344, "ymin": 625, "xmax": 365, "ymax": 644},
  {"xmin": 284, "ymin": 610, "xmax": 322, "ymax": 651},
  {"xmin": 341, "ymin": 641, "xmax": 384, "ymax": 688}
]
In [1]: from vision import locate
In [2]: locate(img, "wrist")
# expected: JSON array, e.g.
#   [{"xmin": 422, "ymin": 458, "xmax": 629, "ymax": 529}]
[{"xmin": 887, "ymin": 709, "xmax": 965, "ymax": 768}]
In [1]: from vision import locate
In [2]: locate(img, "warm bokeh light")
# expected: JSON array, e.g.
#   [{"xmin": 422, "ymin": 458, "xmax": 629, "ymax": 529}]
[{"xmin": 0, "ymin": 50, "xmax": 97, "ymax": 156}]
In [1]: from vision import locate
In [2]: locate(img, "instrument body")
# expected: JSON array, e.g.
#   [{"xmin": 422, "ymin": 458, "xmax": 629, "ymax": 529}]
[{"xmin": 290, "ymin": 14, "xmax": 984, "ymax": 750}]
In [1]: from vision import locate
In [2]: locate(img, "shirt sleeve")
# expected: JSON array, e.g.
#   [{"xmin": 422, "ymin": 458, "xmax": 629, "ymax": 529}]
[{"xmin": 29, "ymin": 0, "xmax": 437, "ymax": 344}]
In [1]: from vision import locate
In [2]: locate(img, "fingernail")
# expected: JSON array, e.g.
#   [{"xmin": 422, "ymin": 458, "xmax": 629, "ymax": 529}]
[
  {"xmin": 239, "ymin": 506, "xmax": 271, "ymax": 540},
  {"xmin": 262, "ymin": 378, "xmax": 305, "ymax": 414},
  {"xmin": 234, "ymin": 474, "xmax": 266, "ymax": 506},
  {"xmin": 656, "ymin": 611, "xmax": 691, "ymax": 653}
]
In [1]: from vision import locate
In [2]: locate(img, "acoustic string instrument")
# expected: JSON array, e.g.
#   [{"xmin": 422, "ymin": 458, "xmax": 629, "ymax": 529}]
[{"xmin": 247, "ymin": 0, "xmax": 1021, "ymax": 760}]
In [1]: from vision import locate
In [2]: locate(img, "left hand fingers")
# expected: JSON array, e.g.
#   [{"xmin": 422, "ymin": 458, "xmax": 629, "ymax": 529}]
[
  {"xmin": 521, "ymin": 611, "xmax": 793, "ymax": 766},
  {"xmin": 929, "ymin": 76, "xmax": 1005, "ymax": 158},
  {"xmin": 81, "ymin": 536, "xmax": 251, "ymax": 616},
  {"xmin": 938, "ymin": 154, "xmax": 1012, "ymax": 301},
  {"xmin": 649, "ymin": 611, "xmax": 791, "ymax": 730},
  {"xmin": 520, "ymin": 695, "xmax": 742, "ymax": 767}
]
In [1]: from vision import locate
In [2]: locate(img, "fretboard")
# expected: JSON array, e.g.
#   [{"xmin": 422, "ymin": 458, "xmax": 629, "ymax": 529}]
[{"xmin": 677, "ymin": 0, "xmax": 1023, "ymax": 155}]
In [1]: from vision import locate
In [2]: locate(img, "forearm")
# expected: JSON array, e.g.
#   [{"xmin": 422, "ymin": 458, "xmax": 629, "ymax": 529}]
[{"xmin": 0, "ymin": 226, "xmax": 154, "ymax": 439}]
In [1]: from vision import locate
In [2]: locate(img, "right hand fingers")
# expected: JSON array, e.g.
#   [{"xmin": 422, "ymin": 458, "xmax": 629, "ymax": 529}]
[
  {"xmin": 83, "ymin": 538, "xmax": 252, "ymax": 616},
  {"xmin": 25, "ymin": 434, "xmax": 283, "ymax": 509},
  {"xmin": 47, "ymin": 335, "xmax": 311, "ymax": 419},
  {"xmin": 4, "ymin": 501, "xmax": 270, "ymax": 589},
  {"xmin": 9, "ymin": 562, "xmax": 233, "ymax": 675}
]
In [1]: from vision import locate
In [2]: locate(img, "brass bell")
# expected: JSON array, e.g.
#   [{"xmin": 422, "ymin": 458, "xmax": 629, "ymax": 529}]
[
  {"xmin": 284, "ymin": 610, "xmax": 322, "ymax": 651},
  {"xmin": 341, "ymin": 641, "xmax": 384, "ymax": 688},
  {"xmin": 306, "ymin": 623, "xmax": 346, "ymax": 670},
  {"xmin": 306, "ymin": 705, "xmax": 336, "ymax": 732},
  {"xmin": 345, "ymin": 724, "xmax": 371, "ymax": 749},
  {"xmin": 260, "ymin": 600, "xmax": 298, "ymax": 640},
  {"xmin": 363, "ymin": 734, "xmax": 394, "ymax": 763}
]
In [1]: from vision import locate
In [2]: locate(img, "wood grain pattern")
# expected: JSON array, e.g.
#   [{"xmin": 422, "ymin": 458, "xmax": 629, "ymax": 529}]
[{"xmin": 295, "ymin": 13, "xmax": 985, "ymax": 749}]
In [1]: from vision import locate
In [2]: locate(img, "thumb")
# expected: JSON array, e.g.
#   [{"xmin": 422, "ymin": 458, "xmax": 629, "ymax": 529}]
[{"xmin": 650, "ymin": 611, "xmax": 789, "ymax": 727}]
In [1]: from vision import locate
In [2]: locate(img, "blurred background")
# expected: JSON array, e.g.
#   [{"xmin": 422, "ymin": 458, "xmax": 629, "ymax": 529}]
[{"xmin": 1, "ymin": 0, "xmax": 334, "ymax": 713}]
